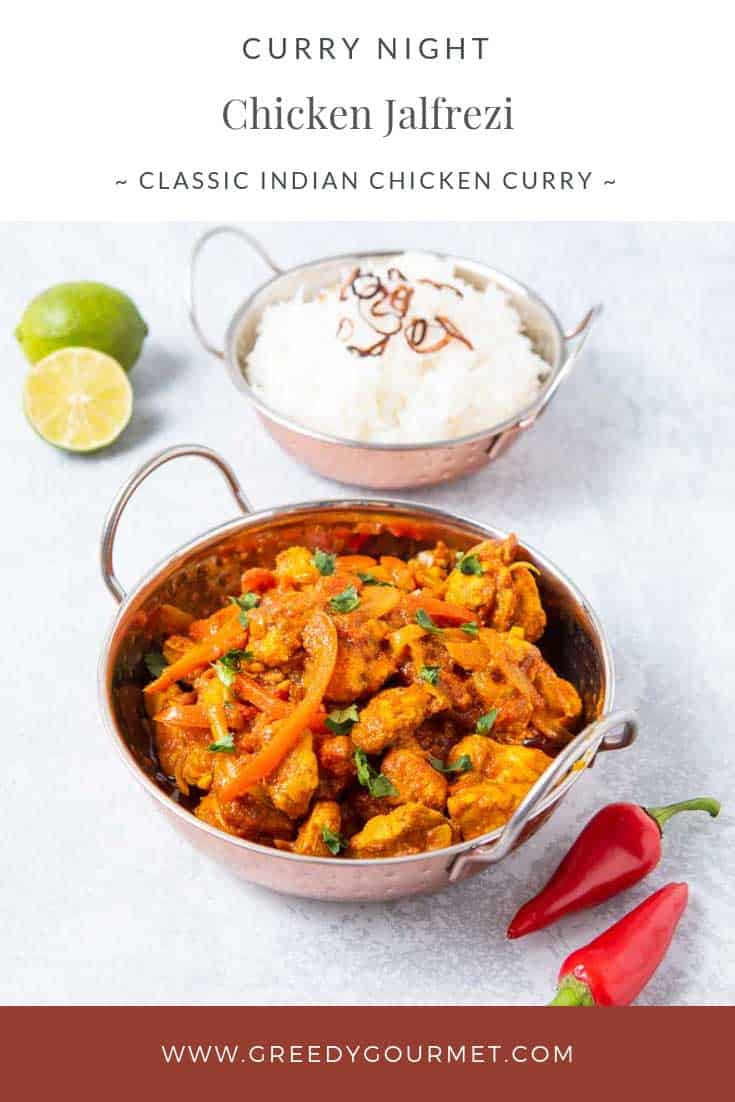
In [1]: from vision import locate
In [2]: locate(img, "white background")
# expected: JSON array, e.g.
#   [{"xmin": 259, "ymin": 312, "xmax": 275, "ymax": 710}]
[
  {"xmin": 1, "ymin": 221, "xmax": 733, "ymax": 1005},
  {"xmin": 2, "ymin": 0, "xmax": 733, "ymax": 219}
]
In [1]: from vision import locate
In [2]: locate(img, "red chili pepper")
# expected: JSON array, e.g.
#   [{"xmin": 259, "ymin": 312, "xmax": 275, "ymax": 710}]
[
  {"xmin": 508, "ymin": 797, "xmax": 718, "ymax": 939},
  {"xmin": 549, "ymin": 882, "xmax": 688, "ymax": 1006}
]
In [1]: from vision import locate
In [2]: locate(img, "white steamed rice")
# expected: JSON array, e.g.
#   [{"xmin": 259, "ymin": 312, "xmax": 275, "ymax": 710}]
[{"xmin": 246, "ymin": 252, "xmax": 547, "ymax": 444}]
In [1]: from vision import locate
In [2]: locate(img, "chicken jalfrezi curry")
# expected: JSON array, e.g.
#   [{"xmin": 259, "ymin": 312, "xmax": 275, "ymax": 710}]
[{"xmin": 143, "ymin": 533, "xmax": 582, "ymax": 858}]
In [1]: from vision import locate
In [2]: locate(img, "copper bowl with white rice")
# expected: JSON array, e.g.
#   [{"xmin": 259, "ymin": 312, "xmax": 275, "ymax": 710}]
[{"xmin": 188, "ymin": 226, "xmax": 601, "ymax": 489}]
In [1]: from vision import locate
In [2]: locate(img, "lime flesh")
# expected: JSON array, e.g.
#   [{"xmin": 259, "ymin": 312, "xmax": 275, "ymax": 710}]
[{"xmin": 23, "ymin": 347, "xmax": 133, "ymax": 452}]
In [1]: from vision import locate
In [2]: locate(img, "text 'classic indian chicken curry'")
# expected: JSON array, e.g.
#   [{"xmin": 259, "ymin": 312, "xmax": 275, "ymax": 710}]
[{"xmin": 142, "ymin": 532, "xmax": 582, "ymax": 858}]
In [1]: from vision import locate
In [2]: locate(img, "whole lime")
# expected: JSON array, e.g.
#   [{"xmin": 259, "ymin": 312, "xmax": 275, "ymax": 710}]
[{"xmin": 15, "ymin": 281, "xmax": 148, "ymax": 371}]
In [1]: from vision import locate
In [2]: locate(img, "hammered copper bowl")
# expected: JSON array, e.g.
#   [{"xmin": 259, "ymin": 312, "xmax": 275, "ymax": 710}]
[
  {"xmin": 188, "ymin": 226, "xmax": 602, "ymax": 489},
  {"xmin": 98, "ymin": 445, "xmax": 636, "ymax": 902}
]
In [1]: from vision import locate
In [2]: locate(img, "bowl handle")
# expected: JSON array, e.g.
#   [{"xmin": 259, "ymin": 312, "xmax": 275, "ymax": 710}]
[
  {"xmin": 486, "ymin": 304, "xmax": 602, "ymax": 461},
  {"xmin": 525, "ymin": 303, "xmax": 603, "ymax": 424},
  {"xmin": 188, "ymin": 225, "xmax": 283, "ymax": 359},
  {"xmin": 100, "ymin": 445, "xmax": 252, "ymax": 603},
  {"xmin": 447, "ymin": 709, "xmax": 637, "ymax": 882}
]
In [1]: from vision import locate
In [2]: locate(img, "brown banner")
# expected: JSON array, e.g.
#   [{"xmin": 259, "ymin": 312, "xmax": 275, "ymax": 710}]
[{"xmin": 3, "ymin": 1005, "xmax": 734, "ymax": 1100}]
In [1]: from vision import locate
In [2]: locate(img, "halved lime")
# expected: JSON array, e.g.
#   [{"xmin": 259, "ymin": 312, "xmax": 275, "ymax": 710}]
[{"xmin": 23, "ymin": 347, "xmax": 133, "ymax": 452}]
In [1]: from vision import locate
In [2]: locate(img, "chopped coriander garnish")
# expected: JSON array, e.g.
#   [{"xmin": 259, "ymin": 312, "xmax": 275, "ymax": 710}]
[
  {"xmin": 144, "ymin": 650, "xmax": 167, "ymax": 679},
  {"xmin": 476, "ymin": 708, "xmax": 499, "ymax": 734},
  {"xmin": 429, "ymin": 754, "xmax": 472, "ymax": 775},
  {"xmin": 313, "ymin": 548, "xmax": 337, "ymax": 576},
  {"xmin": 229, "ymin": 591, "xmax": 260, "ymax": 626},
  {"xmin": 458, "ymin": 552, "xmax": 484, "ymax": 576},
  {"xmin": 357, "ymin": 571, "xmax": 392, "ymax": 587},
  {"xmin": 321, "ymin": 825, "xmax": 349, "ymax": 855},
  {"xmin": 419, "ymin": 665, "xmax": 440, "ymax": 686},
  {"xmin": 208, "ymin": 732, "xmax": 236, "ymax": 753},
  {"xmin": 214, "ymin": 663, "xmax": 236, "ymax": 688},
  {"xmin": 415, "ymin": 608, "xmax": 444, "ymax": 635},
  {"xmin": 214, "ymin": 649, "xmax": 253, "ymax": 687},
  {"xmin": 325, "ymin": 704, "xmax": 359, "ymax": 735},
  {"xmin": 461, "ymin": 621, "xmax": 479, "ymax": 637},
  {"xmin": 329, "ymin": 584, "xmax": 361, "ymax": 613},
  {"xmin": 354, "ymin": 747, "xmax": 398, "ymax": 798}
]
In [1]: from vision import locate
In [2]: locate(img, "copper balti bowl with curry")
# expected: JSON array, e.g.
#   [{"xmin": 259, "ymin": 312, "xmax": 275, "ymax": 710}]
[{"xmin": 99, "ymin": 446, "xmax": 636, "ymax": 902}]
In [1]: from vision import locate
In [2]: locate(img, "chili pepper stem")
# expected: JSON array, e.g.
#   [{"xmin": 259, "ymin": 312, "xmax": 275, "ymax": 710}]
[
  {"xmin": 548, "ymin": 976, "xmax": 595, "ymax": 1007},
  {"xmin": 646, "ymin": 797, "xmax": 720, "ymax": 832}
]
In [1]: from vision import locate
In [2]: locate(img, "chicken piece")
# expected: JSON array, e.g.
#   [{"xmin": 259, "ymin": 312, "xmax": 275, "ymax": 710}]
[
  {"xmin": 490, "ymin": 741, "xmax": 554, "ymax": 785},
  {"xmin": 446, "ymin": 733, "xmax": 497, "ymax": 786},
  {"xmin": 509, "ymin": 565, "xmax": 547, "ymax": 641},
  {"xmin": 395, "ymin": 628, "xmax": 473, "ymax": 714},
  {"xmin": 313, "ymin": 733, "xmax": 356, "ymax": 799},
  {"xmin": 327, "ymin": 617, "xmax": 397, "ymax": 703},
  {"xmin": 501, "ymin": 628, "xmax": 580, "ymax": 735},
  {"xmin": 316, "ymin": 734, "xmax": 356, "ymax": 781},
  {"xmin": 531, "ymin": 661, "xmax": 583, "ymax": 738},
  {"xmin": 499, "ymin": 625, "xmax": 538, "ymax": 663},
  {"xmin": 447, "ymin": 735, "xmax": 551, "ymax": 792},
  {"xmin": 471, "ymin": 669, "xmax": 538, "ymax": 742},
  {"xmin": 349, "ymin": 802, "xmax": 456, "ymax": 858},
  {"xmin": 391, "ymin": 731, "xmax": 425, "ymax": 754},
  {"xmin": 444, "ymin": 536, "xmax": 546, "ymax": 642},
  {"xmin": 447, "ymin": 782, "xmax": 530, "ymax": 840},
  {"xmin": 444, "ymin": 563, "xmax": 496, "ymax": 617},
  {"xmin": 174, "ymin": 744, "xmax": 215, "ymax": 794},
  {"xmin": 274, "ymin": 545, "xmax": 320, "ymax": 588},
  {"xmin": 246, "ymin": 588, "xmax": 313, "ymax": 668},
  {"xmin": 444, "ymin": 538, "xmax": 511, "ymax": 612},
  {"xmin": 447, "ymin": 735, "xmax": 551, "ymax": 841},
  {"xmin": 266, "ymin": 731, "xmax": 319, "ymax": 819},
  {"xmin": 156, "ymin": 725, "xmax": 215, "ymax": 794},
  {"xmin": 351, "ymin": 683, "xmax": 439, "ymax": 754},
  {"xmin": 196, "ymin": 788, "xmax": 294, "ymax": 843},
  {"xmin": 468, "ymin": 629, "xmax": 544, "ymax": 741},
  {"xmin": 289, "ymin": 800, "xmax": 342, "ymax": 857},
  {"xmin": 381, "ymin": 747, "xmax": 448, "ymax": 812},
  {"xmin": 431, "ymin": 666, "xmax": 474, "ymax": 713},
  {"xmin": 149, "ymin": 686, "xmax": 215, "ymax": 794},
  {"xmin": 492, "ymin": 567, "xmax": 520, "ymax": 633},
  {"xmin": 229, "ymin": 710, "xmax": 271, "ymax": 755},
  {"xmin": 197, "ymin": 755, "xmax": 294, "ymax": 842},
  {"xmin": 445, "ymin": 736, "xmax": 548, "ymax": 837}
]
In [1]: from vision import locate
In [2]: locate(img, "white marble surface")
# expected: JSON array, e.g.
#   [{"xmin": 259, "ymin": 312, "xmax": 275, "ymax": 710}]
[{"xmin": 1, "ymin": 222, "xmax": 733, "ymax": 1007}]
